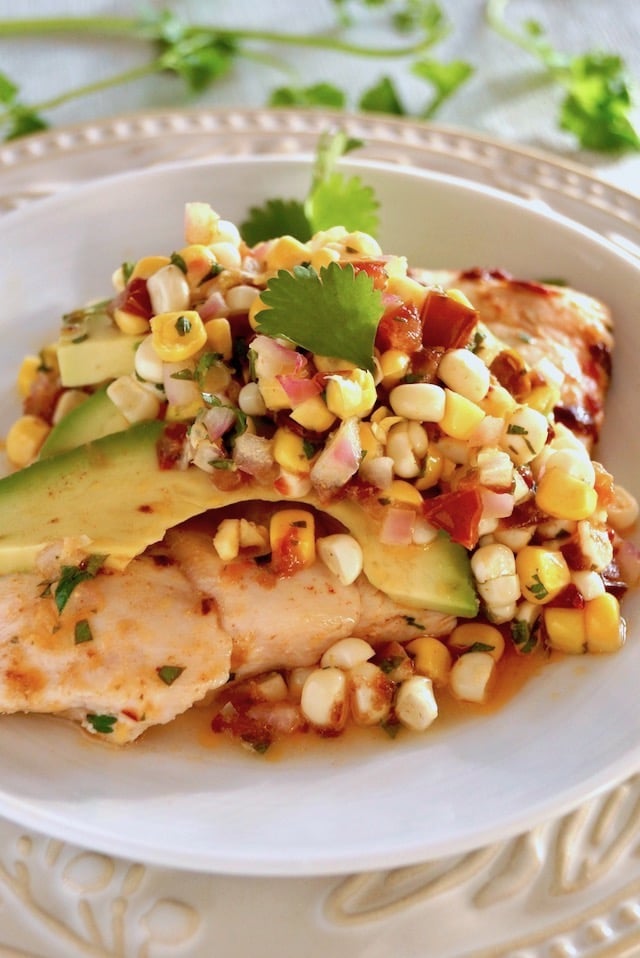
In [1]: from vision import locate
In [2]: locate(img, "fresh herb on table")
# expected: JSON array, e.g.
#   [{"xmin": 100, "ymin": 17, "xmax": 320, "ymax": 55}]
[
  {"xmin": 486, "ymin": 0, "xmax": 640, "ymax": 152},
  {"xmin": 0, "ymin": 2, "xmax": 464, "ymax": 141}
]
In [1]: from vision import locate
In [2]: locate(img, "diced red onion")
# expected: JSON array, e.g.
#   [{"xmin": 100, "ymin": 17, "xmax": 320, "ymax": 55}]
[
  {"xmin": 233, "ymin": 432, "xmax": 276, "ymax": 483},
  {"xmin": 310, "ymin": 418, "xmax": 361, "ymax": 490},
  {"xmin": 203, "ymin": 404, "xmax": 236, "ymax": 440},
  {"xmin": 380, "ymin": 507, "xmax": 415, "ymax": 546},
  {"xmin": 198, "ymin": 291, "xmax": 229, "ymax": 321},
  {"xmin": 251, "ymin": 334, "xmax": 305, "ymax": 379},
  {"xmin": 163, "ymin": 361, "xmax": 201, "ymax": 407},
  {"xmin": 360, "ymin": 455, "xmax": 394, "ymax": 490},
  {"xmin": 277, "ymin": 374, "xmax": 323, "ymax": 405},
  {"xmin": 481, "ymin": 489, "xmax": 515, "ymax": 520},
  {"xmin": 469, "ymin": 416, "xmax": 505, "ymax": 448}
]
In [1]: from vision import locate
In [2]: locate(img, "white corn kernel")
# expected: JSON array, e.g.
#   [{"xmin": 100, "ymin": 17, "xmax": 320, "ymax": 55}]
[
  {"xmin": 471, "ymin": 543, "xmax": 517, "ymax": 583},
  {"xmin": 214, "ymin": 218, "xmax": 241, "ymax": 246},
  {"xmin": 389, "ymin": 383, "xmax": 446, "ymax": 422},
  {"xmin": 135, "ymin": 334, "xmax": 165, "ymax": 384},
  {"xmin": 493, "ymin": 525, "xmax": 535, "ymax": 552},
  {"xmin": 213, "ymin": 518, "xmax": 241, "ymax": 562},
  {"xmin": 316, "ymin": 534, "xmax": 364, "ymax": 586},
  {"xmin": 475, "ymin": 447, "xmax": 513, "ymax": 489},
  {"xmin": 287, "ymin": 667, "xmax": 315, "ymax": 703},
  {"xmin": 437, "ymin": 348, "xmax": 490, "ymax": 402},
  {"xmin": 394, "ymin": 676, "xmax": 438, "ymax": 732},
  {"xmin": 343, "ymin": 230, "xmax": 382, "ymax": 257},
  {"xmin": 225, "ymin": 284, "xmax": 260, "ymax": 314},
  {"xmin": 300, "ymin": 667, "xmax": 348, "ymax": 731},
  {"xmin": 571, "ymin": 569, "xmax": 606, "ymax": 600},
  {"xmin": 502, "ymin": 405, "xmax": 549, "ymax": 465},
  {"xmin": 450, "ymin": 652, "xmax": 495, "ymax": 703},
  {"xmin": 607, "ymin": 483, "xmax": 639, "ymax": 531},
  {"xmin": 210, "ymin": 242, "xmax": 241, "ymax": 270},
  {"xmin": 106, "ymin": 376, "xmax": 161, "ymax": 424},
  {"xmin": 238, "ymin": 381, "xmax": 267, "ymax": 416},
  {"xmin": 252, "ymin": 671, "xmax": 289, "ymax": 703},
  {"xmin": 348, "ymin": 662, "xmax": 393, "ymax": 726},
  {"xmin": 386, "ymin": 420, "xmax": 428, "ymax": 479},
  {"xmin": 320, "ymin": 637, "xmax": 374, "ymax": 670},
  {"xmin": 147, "ymin": 264, "xmax": 191, "ymax": 315},
  {"xmin": 576, "ymin": 519, "xmax": 613, "ymax": 571},
  {"xmin": 543, "ymin": 448, "xmax": 596, "ymax": 486}
]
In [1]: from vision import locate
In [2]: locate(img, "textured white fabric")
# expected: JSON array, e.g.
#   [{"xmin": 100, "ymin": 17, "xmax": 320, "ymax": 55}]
[{"xmin": 1, "ymin": 0, "xmax": 639, "ymax": 192}]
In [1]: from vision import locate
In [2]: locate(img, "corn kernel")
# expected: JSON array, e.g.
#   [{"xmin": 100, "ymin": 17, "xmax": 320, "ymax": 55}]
[
  {"xmin": 585, "ymin": 593, "xmax": 624, "ymax": 652},
  {"xmin": 150, "ymin": 310, "xmax": 207, "ymax": 363},
  {"xmin": 147, "ymin": 264, "xmax": 191, "ymax": 315},
  {"xmin": 395, "ymin": 675, "xmax": 438, "ymax": 731},
  {"xmin": 184, "ymin": 202, "xmax": 219, "ymax": 245},
  {"xmin": 379, "ymin": 349, "xmax": 411, "ymax": 388},
  {"xmin": 213, "ymin": 518, "xmax": 241, "ymax": 562},
  {"xmin": 272, "ymin": 427, "xmax": 311, "ymax": 476},
  {"xmin": 256, "ymin": 377, "xmax": 292, "ymax": 411},
  {"xmin": 325, "ymin": 369, "xmax": 377, "ymax": 420},
  {"xmin": 177, "ymin": 244, "xmax": 219, "ymax": 287},
  {"xmin": 313, "ymin": 354, "xmax": 358, "ymax": 373},
  {"xmin": 438, "ymin": 349, "xmax": 490, "ymax": 403},
  {"xmin": 607, "ymin": 483, "xmax": 639, "ymax": 531},
  {"xmin": 450, "ymin": 651, "xmax": 495, "ymax": 703},
  {"xmin": 527, "ymin": 384, "xmax": 561, "ymax": 416},
  {"xmin": 289, "ymin": 394, "xmax": 336, "ymax": 432},
  {"xmin": 503, "ymin": 405, "xmax": 549, "ymax": 465},
  {"xmin": 389, "ymin": 382, "xmax": 446, "ymax": 422},
  {"xmin": 415, "ymin": 448, "xmax": 444, "ymax": 491},
  {"xmin": 248, "ymin": 294, "xmax": 268, "ymax": 331},
  {"xmin": 113, "ymin": 307, "xmax": 150, "ymax": 336},
  {"xmin": 385, "ymin": 274, "xmax": 429, "ymax": 308},
  {"xmin": 165, "ymin": 399, "xmax": 204, "ymax": 421},
  {"xmin": 516, "ymin": 545, "xmax": 571, "ymax": 605},
  {"xmin": 106, "ymin": 376, "xmax": 161, "ymax": 424},
  {"xmin": 321, "ymin": 637, "xmax": 374, "ymax": 670},
  {"xmin": 387, "ymin": 479, "xmax": 423, "ymax": 507},
  {"xmin": 130, "ymin": 255, "xmax": 171, "ymax": 280},
  {"xmin": 348, "ymin": 661, "xmax": 394, "ymax": 726},
  {"xmin": 204, "ymin": 317, "xmax": 233, "ymax": 360},
  {"xmin": 544, "ymin": 607, "xmax": 586, "ymax": 653},
  {"xmin": 448, "ymin": 622, "xmax": 505, "ymax": 661},
  {"xmin": 300, "ymin": 667, "xmax": 348, "ymax": 732},
  {"xmin": 316, "ymin": 534, "xmax": 363, "ymax": 585},
  {"xmin": 269, "ymin": 509, "xmax": 316, "ymax": 570},
  {"xmin": 440, "ymin": 389, "xmax": 485, "ymax": 440},
  {"xmin": 479, "ymin": 384, "xmax": 518, "ymax": 418},
  {"xmin": 535, "ymin": 469, "xmax": 598, "ymax": 521},
  {"xmin": 5, "ymin": 414, "xmax": 50, "ymax": 467},
  {"xmin": 407, "ymin": 636, "xmax": 452, "ymax": 685},
  {"xmin": 310, "ymin": 246, "xmax": 341, "ymax": 272},
  {"xmin": 17, "ymin": 355, "xmax": 41, "ymax": 399},
  {"xmin": 265, "ymin": 235, "xmax": 310, "ymax": 272}
]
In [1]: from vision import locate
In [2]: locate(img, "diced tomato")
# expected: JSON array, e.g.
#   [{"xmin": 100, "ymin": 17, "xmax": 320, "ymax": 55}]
[
  {"xmin": 349, "ymin": 259, "xmax": 389, "ymax": 290},
  {"xmin": 375, "ymin": 300, "xmax": 423, "ymax": 353},
  {"xmin": 157, "ymin": 422, "xmax": 187, "ymax": 470},
  {"xmin": 420, "ymin": 290, "xmax": 477, "ymax": 349},
  {"xmin": 113, "ymin": 277, "xmax": 153, "ymax": 319},
  {"xmin": 422, "ymin": 487, "xmax": 483, "ymax": 549},
  {"xmin": 546, "ymin": 583, "xmax": 585, "ymax": 609}
]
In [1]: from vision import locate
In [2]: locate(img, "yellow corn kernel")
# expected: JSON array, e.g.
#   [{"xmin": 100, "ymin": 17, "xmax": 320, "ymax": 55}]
[
  {"xmin": 204, "ymin": 317, "xmax": 233, "ymax": 360},
  {"xmin": 265, "ymin": 235, "xmax": 310, "ymax": 272},
  {"xmin": 113, "ymin": 307, "xmax": 150, "ymax": 336},
  {"xmin": 5, "ymin": 414, "xmax": 50, "ymax": 467},
  {"xmin": 248, "ymin": 294, "xmax": 268, "ymax": 331},
  {"xmin": 257, "ymin": 377, "xmax": 292, "ymax": 411},
  {"xmin": 415, "ymin": 448, "xmax": 444, "ymax": 491},
  {"xmin": 516, "ymin": 545, "xmax": 571, "ymax": 605},
  {"xmin": 309, "ymin": 247, "xmax": 341, "ymax": 272},
  {"xmin": 535, "ymin": 469, "xmax": 598, "ymax": 521},
  {"xmin": 325, "ymin": 369, "xmax": 377, "ymax": 420},
  {"xmin": 479, "ymin": 384, "xmax": 518, "ymax": 418},
  {"xmin": 448, "ymin": 622, "xmax": 505, "ymax": 661},
  {"xmin": 130, "ymin": 255, "xmax": 171, "ymax": 280},
  {"xmin": 269, "ymin": 509, "xmax": 316, "ymax": 569},
  {"xmin": 343, "ymin": 230, "xmax": 382, "ymax": 258},
  {"xmin": 379, "ymin": 349, "xmax": 411, "ymax": 388},
  {"xmin": 290, "ymin": 395, "xmax": 336, "ymax": 432},
  {"xmin": 17, "ymin": 355, "xmax": 41, "ymax": 399},
  {"xmin": 39, "ymin": 343, "xmax": 59, "ymax": 375},
  {"xmin": 177, "ymin": 244, "xmax": 219, "ymax": 287},
  {"xmin": 446, "ymin": 288, "xmax": 475, "ymax": 309},
  {"xmin": 387, "ymin": 479, "xmax": 423, "ymax": 507},
  {"xmin": 407, "ymin": 636, "xmax": 452, "ymax": 685},
  {"xmin": 439, "ymin": 389, "xmax": 485, "ymax": 441},
  {"xmin": 358, "ymin": 421, "xmax": 382, "ymax": 460},
  {"xmin": 544, "ymin": 607, "xmax": 587, "ymax": 653},
  {"xmin": 385, "ymin": 274, "xmax": 429, "ymax": 309},
  {"xmin": 213, "ymin": 518, "xmax": 241, "ymax": 562},
  {"xmin": 313, "ymin": 355, "xmax": 357, "ymax": 373},
  {"xmin": 272, "ymin": 427, "xmax": 311, "ymax": 476},
  {"xmin": 584, "ymin": 593, "xmax": 624, "ymax": 652},
  {"xmin": 165, "ymin": 399, "xmax": 205, "ymax": 422},
  {"xmin": 526, "ymin": 384, "xmax": 561, "ymax": 416},
  {"xmin": 150, "ymin": 310, "xmax": 207, "ymax": 362}
]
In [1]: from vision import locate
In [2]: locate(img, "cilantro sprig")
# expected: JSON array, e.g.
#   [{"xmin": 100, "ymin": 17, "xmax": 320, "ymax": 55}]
[
  {"xmin": 486, "ymin": 0, "xmax": 640, "ymax": 152},
  {"xmin": 242, "ymin": 130, "xmax": 379, "ymax": 244},
  {"xmin": 256, "ymin": 262, "xmax": 383, "ymax": 372}
]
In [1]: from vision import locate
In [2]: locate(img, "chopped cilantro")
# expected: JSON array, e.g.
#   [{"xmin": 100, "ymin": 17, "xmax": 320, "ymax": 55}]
[
  {"xmin": 121, "ymin": 261, "xmax": 135, "ymax": 284},
  {"xmin": 527, "ymin": 573, "xmax": 549, "ymax": 601},
  {"xmin": 465, "ymin": 641, "xmax": 495, "ymax": 654},
  {"xmin": 359, "ymin": 76, "xmax": 405, "ymax": 115},
  {"xmin": 86, "ymin": 713, "xmax": 117, "ymax": 734},
  {"xmin": 50, "ymin": 555, "xmax": 108, "ymax": 613},
  {"xmin": 241, "ymin": 199, "xmax": 313, "ymax": 246},
  {"xmin": 381, "ymin": 717, "xmax": 401, "ymax": 739},
  {"xmin": 74, "ymin": 619, "xmax": 93, "ymax": 645},
  {"xmin": 174, "ymin": 315, "xmax": 192, "ymax": 336},
  {"xmin": 404, "ymin": 615, "xmax": 426, "ymax": 630},
  {"xmin": 269, "ymin": 82, "xmax": 346, "ymax": 109},
  {"xmin": 170, "ymin": 251, "xmax": 188, "ymax": 273},
  {"xmin": 511, "ymin": 619, "xmax": 537, "ymax": 654},
  {"xmin": 256, "ymin": 262, "xmax": 383, "ymax": 373},
  {"xmin": 378, "ymin": 655, "xmax": 405, "ymax": 674},
  {"xmin": 305, "ymin": 170, "xmax": 380, "ymax": 237},
  {"xmin": 157, "ymin": 665, "xmax": 185, "ymax": 686}
]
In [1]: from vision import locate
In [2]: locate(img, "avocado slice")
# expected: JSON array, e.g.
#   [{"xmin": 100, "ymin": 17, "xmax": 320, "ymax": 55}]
[
  {"xmin": 0, "ymin": 422, "xmax": 478, "ymax": 616},
  {"xmin": 39, "ymin": 388, "xmax": 130, "ymax": 459},
  {"xmin": 57, "ymin": 311, "xmax": 143, "ymax": 387}
]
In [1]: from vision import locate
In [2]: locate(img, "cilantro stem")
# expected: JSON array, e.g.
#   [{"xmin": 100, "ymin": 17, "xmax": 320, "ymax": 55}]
[{"xmin": 485, "ymin": 0, "xmax": 565, "ymax": 72}]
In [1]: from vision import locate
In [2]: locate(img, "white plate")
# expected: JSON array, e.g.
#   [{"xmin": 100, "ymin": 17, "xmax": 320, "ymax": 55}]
[{"xmin": 0, "ymin": 150, "xmax": 639, "ymax": 878}]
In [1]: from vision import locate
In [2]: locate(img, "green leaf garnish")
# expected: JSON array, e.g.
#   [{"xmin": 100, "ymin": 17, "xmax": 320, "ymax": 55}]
[
  {"xmin": 256, "ymin": 262, "xmax": 383, "ymax": 372},
  {"xmin": 86, "ymin": 713, "xmax": 117, "ymax": 734},
  {"xmin": 304, "ymin": 171, "xmax": 380, "ymax": 236},
  {"xmin": 269, "ymin": 82, "xmax": 346, "ymax": 109},
  {"xmin": 52, "ymin": 555, "xmax": 108, "ymax": 613},
  {"xmin": 241, "ymin": 199, "xmax": 313, "ymax": 247},
  {"xmin": 359, "ymin": 76, "xmax": 406, "ymax": 115},
  {"xmin": 157, "ymin": 665, "xmax": 185, "ymax": 686},
  {"xmin": 74, "ymin": 619, "xmax": 93, "ymax": 645},
  {"xmin": 411, "ymin": 58, "xmax": 474, "ymax": 118}
]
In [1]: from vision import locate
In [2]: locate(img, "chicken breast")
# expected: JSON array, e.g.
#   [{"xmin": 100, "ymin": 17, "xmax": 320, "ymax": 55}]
[
  {"xmin": 411, "ymin": 267, "xmax": 613, "ymax": 445},
  {"xmin": 0, "ymin": 553, "xmax": 232, "ymax": 744}
]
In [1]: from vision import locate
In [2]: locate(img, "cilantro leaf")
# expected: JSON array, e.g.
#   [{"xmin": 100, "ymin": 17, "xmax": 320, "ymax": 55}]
[
  {"xmin": 53, "ymin": 554, "xmax": 108, "ymax": 613},
  {"xmin": 241, "ymin": 198, "xmax": 312, "ymax": 245},
  {"xmin": 305, "ymin": 171, "xmax": 380, "ymax": 236},
  {"xmin": 256, "ymin": 262, "xmax": 383, "ymax": 372},
  {"xmin": 0, "ymin": 71, "xmax": 48, "ymax": 141},
  {"xmin": 412, "ymin": 58, "xmax": 474, "ymax": 118},
  {"xmin": 269, "ymin": 82, "xmax": 346, "ymax": 109},
  {"xmin": 157, "ymin": 665, "xmax": 185, "ymax": 686},
  {"xmin": 86, "ymin": 713, "xmax": 117, "ymax": 734},
  {"xmin": 359, "ymin": 76, "xmax": 406, "ymax": 115}
]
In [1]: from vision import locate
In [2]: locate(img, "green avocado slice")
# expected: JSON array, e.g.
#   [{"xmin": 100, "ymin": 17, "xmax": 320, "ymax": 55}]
[
  {"xmin": 39, "ymin": 388, "xmax": 129, "ymax": 459},
  {"xmin": 0, "ymin": 421, "xmax": 478, "ymax": 616}
]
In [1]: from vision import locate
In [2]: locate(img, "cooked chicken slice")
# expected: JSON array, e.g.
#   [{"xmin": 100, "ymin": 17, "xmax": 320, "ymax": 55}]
[
  {"xmin": 0, "ymin": 555, "xmax": 232, "ymax": 744},
  {"xmin": 411, "ymin": 267, "xmax": 613, "ymax": 445},
  {"xmin": 164, "ymin": 526, "xmax": 456, "ymax": 678}
]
